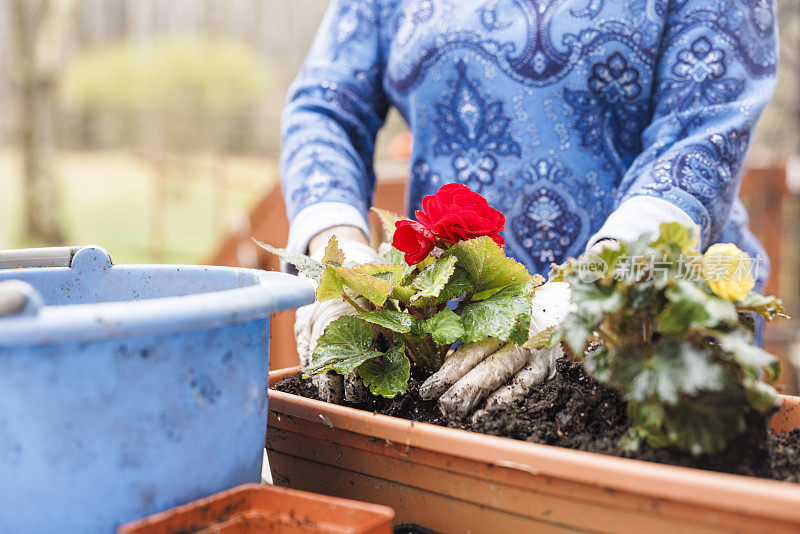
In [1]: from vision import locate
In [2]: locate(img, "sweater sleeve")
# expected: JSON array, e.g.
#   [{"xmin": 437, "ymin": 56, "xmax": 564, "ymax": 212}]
[
  {"xmin": 281, "ymin": 0, "xmax": 389, "ymax": 253},
  {"xmin": 588, "ymin": 0, "xmax": 778, "ymax": 249}
]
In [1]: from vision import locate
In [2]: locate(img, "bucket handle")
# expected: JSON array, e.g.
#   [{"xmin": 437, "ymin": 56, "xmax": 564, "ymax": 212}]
[
  {"xmin": 0, "ymin": 246, "xmax": 84, "ymax": 270},
  {"xmin": 0, "ymin": 246, "xmax": 112, "ymax": 271},
  {"xmin": 0, "ymin": 280, "xmax": 43, "ymax": 317}
]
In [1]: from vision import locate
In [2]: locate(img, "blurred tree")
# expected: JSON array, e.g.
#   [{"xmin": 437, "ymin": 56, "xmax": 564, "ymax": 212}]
[
  {"xmin": 10, "ymin": 0, "xmax": 79, "ymax": 244},
  {"xmin": 61, "ymin": 36, "xmax": 267, "ymax": 153}
]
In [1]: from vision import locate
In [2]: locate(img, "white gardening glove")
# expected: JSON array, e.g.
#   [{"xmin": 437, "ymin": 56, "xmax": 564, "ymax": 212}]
[
  {"xmin": 587, "ymin": 238, "xmax": 620, "ymax": 256},
  {"xmin": 419, "ymin": 281, "xmax": 574, "ymax": 418},
  {"xmin": 295, "ymin": 239, "xmax": 380, "ymax": 404}
]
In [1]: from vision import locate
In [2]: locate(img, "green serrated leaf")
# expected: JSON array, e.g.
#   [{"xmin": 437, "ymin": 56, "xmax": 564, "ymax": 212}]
[
  {"xmin": 582, "ymin": 345, "xmax": 612, "ymax": 381},
  {"xmin": 353, "ymin": 263, "xmax": 405, "ymax": 282},
  {"xmin": 460, "ymin": 282, "xmax": 534, "ymax": 344},
  {"xmin": 391, "ymin": 285, "xmax": 418, "ymax": 303},
  {"xmin": 371, "ymin": 208, "xmax": 404, "ymax": 241},
  {"xmin": 358, "ymin": 343, "xmax": 411, "ymax": 398},
  {"xmin": 523, "ymin": 325, "xmax": 562, "ymax": 350},
  {"xmin": 735, "ymin": 292, "xmax": 787, "ymax": 320},
  {"xmin": 434, "ymin": 267, "xmax": 474, "ymax": 304},
  {"xmin": 471, "ymin": 287, "xmax": 503, "ymax": 301},
  {"xmin": 412, "ymin": 255, "xmax": 458, "ymax": 302},
  {"xmin": 444, "ymin": 236, "xmax": 533, "ymax": 293},
  {"xmin": 423, "ymin": 308, "xmax": 465, "ymax": 345},
  {"xmin": 304, "ymin": 316, "xmax": 381, "ymax": 376},
  {"xmin": 357, "ymin": 310, "xmax": 417, "ymax": 333},
  {"xmin": 252, "ymin": 238, "xmax": 324, "ymax": 281},
  {"xmin": 316, "ymin": 267, "xmax": 344, "ymax": 301},
  {"xmin": 571, "ymin": 281, "xmax": 623, "ymax": 321},
  {"xmin": 613, "ymin": 341, "xmax": 724, "ymax": 405},
  {"xmin": 660, "ymin": 280, "xmax": 738, "ymax": 333},
  {"xmin": 743, "ymin": 377, "xmax": 780, "ymax": 412},
  {"xmin": 316, "ymin": 265, "xmax": 395, "ymax": 307},
  {"xmin": 322, "ymin": 236, "xmax": 345, "ymax": 266},
  {"xmin": 626, "ymin": 401, "xmax": 668, "ymax": 449},
  {"xmin": 381, "ymin": 246, "xmax": 417, "ymax": 281},
  {"xmin": 663, "ymin": 392, "xmax": 746, "ymax": 455},
  {"xmin": 714, "ymin": 329, "xmax": 777, "ymax": 373},
  {"xmin": 652, "ymin": 221, "xmax": 698, "ymax": 251},
  {"xmin": 561, "ymin": 312, "xmax": 600, "ymax": 356},
  {"xmin": 659, "ymin": 295, "xmax": 710, "ymax": 335}
]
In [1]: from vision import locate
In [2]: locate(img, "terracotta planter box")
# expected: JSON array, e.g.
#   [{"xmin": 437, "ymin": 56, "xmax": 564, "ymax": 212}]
[
  {"xmin": 267, "ymin": 367, "xmax": 800, "ymax": 533},
  {"xmin": 118, "ymin": 483, "xmax": 395, "ymax": 534}
]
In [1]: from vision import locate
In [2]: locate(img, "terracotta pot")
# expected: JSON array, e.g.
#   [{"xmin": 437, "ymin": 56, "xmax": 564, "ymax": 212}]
[
  {"xmin": 117, "ymin": 483, "xmax": 395, "ymax": 534},
  {"xmin": 267, "ymin": 366, "xmax": 800, "ymax": 533}
]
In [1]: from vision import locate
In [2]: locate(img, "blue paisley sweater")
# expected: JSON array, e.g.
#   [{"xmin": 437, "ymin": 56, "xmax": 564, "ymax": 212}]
[{"xmin": 280, "ymin": 0, "xmax": 777, "ymax": 284}]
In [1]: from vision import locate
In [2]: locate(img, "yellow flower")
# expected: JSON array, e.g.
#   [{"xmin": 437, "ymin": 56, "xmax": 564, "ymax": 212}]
[{"xmin": 701, "ymin": 243, "xmax": 755, "ymax": 302}]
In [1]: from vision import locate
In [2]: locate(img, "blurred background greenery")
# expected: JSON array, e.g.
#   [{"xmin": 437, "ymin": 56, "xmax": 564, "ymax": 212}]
[{"xmin": 0, "ymin": 0, "xmax": 408, "ymax": 264}]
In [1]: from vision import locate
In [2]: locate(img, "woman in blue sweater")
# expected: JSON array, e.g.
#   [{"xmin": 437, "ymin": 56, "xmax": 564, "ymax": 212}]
[{"xmin": 283, "ymin": 0, "xmax": 777, "ymax": 412}]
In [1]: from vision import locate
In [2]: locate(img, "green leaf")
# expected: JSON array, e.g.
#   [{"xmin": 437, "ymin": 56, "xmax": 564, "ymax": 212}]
[
  {"xmin": 392, "ymin": 285, "xmax": 418, "ymax": 303},
  {"xmin": 613, "ymin": 341, "xmax": 724, "ymax": 405},
  {"xmin": 561, "ymin": 312, "xmax": 600, "ymax": 356},
  {"xmin": 316, "ymin": 265, "xmax": 395, "ymax": 307},
  {"xmin": 660, "ymin": 280, "xmax": 738, "ymax": 333},
  {"xmin": 423, "ymin": 308, "xmax": 465, "ymax": 345},
  {"xmin": 460, "ymin": 282, "xmax": 534, "ymax": 344},
  {"xmin": 371, "ymin": 207, "xmax": 404, "ymax": 241},
  {"xmin": 571, "ymin": 281, "xmax": 623, "ymax": 321},
  {"xmin": 322, "ymin": 236, "xmax": 345, "ymax": 266},
  {"xmin": 252, "ymin": 238, "xmax": 324, "ymax": 281},
  {"xmin": 304, "ymin": 317, "xmax": 381, "ymax": 376},
  {"xmin": 663, "ymin": 392, "xmax": 746, "ymax": 455},
  {"xmin": 583, "ymin": 345, "xmax": 612, "ymax": 382},
  {"xmin": 659, "ymin": 296, "xmax": 710, "ymax": 336},
  {"xmin": 625, "ymin": 401, "xmax": 669, "ymax": 450},
  {"xmin": 353, "ymin": 263, "xmax": 405, "ymax": 282},
  {"xmin": 381, "ymin": 246, "xmax": 417, "ymax": 281},
  {"xmin": 357, "ymin": 310, "xmax": 416, "ymax": 334},
  {"xmin": 471, "ymin": 287, "xmax": 503, "ymax": 301},
  {"xmin": 358, "ymin": 343, "xmax": 411, "ymax": 398},
  {"xmin": 652, "ymin": 221, "xmax": 698, "ymax": 251},
  {"xmin": 735, "ymin": 292, "xmax": 787, "ymax": 320},
  {"xmin": 743, "ymin": 377, "xmax": 780, "ymax": 412},
  {"xmin": 434, "ymin": 267, "xmax": 474, "ymax": 304},
  {"xmin": 412, "ymin": 255, "xmax": 458, "ymax": 302},
  {"xmin": 714, "ymin": 329, "xmax": 777, "ymax": 374},
  {"xmin": 523, "ymin": 325, "xmax": 562, "ymax": 350},
  {"xmin": 316, "ymin": 268, "xmax": 345, "ymax": 301},
  {"xmin": 444, "ymin": 236, "xmax": 533, "ymax": 293},
  {"xmin": 629, "ymin": 280, "xmax": 656, "ymax": 310}
]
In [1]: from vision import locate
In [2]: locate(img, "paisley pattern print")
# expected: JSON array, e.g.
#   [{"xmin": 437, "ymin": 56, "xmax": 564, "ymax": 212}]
[
  {"xmin": 330, "ymin": 0, "xmax": 381, "ymax": 58},
  {"xmin": 432, "ymin": 62, "xmax": 520, "ymax": 191},
  {"xmin": 282, "ymin": 0, "xmax": 777, "ymax": 277},
  {"xmin": 658, "ymin": 36, "xmax": 744, "ymax": 113},
  {"xmin": 564, "ymin": 52, "xmax": 648, "ymax": 175},
  {"xmin": 494, "ymin": 159, "xmax": 610, "ymax": 273}
]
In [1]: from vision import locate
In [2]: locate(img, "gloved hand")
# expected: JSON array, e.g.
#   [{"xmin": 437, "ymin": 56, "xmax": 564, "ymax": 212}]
[
  {"xmin": 587, "ymin": 238, "xmax": 620, "ymax": 256},
  {"xmin": 419, "ymin": 281, "xmax": 573, "ymax": 418},
  {"xmin": 295, "ymin": 238, "xmax": 380, "ymax": 404}
]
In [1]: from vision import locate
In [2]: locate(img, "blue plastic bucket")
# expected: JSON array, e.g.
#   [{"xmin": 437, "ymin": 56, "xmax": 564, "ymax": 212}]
[{"xmin": 0, "ymin": 246, "xmax": 314, "ymax": 533}]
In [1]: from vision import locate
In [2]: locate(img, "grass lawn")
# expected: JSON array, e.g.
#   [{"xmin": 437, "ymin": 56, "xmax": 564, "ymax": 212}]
[{"xmin": 0, "ymin": 148, "xmax": 278, "ymax": 265}]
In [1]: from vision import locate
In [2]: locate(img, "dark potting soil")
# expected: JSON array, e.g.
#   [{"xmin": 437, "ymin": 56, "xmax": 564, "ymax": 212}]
[{"xmin": 273, "ymin": 358, "xmax": 800, "ymax": 483}]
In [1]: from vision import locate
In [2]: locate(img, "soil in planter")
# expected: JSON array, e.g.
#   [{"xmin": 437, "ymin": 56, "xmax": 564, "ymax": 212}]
[{"xmin": 274, "ymin": 359, "xmax": 800, "ymax": 482}]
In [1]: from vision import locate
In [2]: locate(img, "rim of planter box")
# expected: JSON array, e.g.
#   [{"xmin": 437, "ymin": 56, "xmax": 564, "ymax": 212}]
[
  {"xmin": 0, "ymin": 246, "xmax": 315, "ymax": 348},
  {"xmin": 269, "ymin": 366, "xmax": 800, "ymax": 525}
]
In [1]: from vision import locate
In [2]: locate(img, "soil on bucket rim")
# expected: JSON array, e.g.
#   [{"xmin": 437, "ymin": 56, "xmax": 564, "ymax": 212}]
[{"xmin": 273, "ymin": 358, "xmax": 800, "ymax": 483}]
